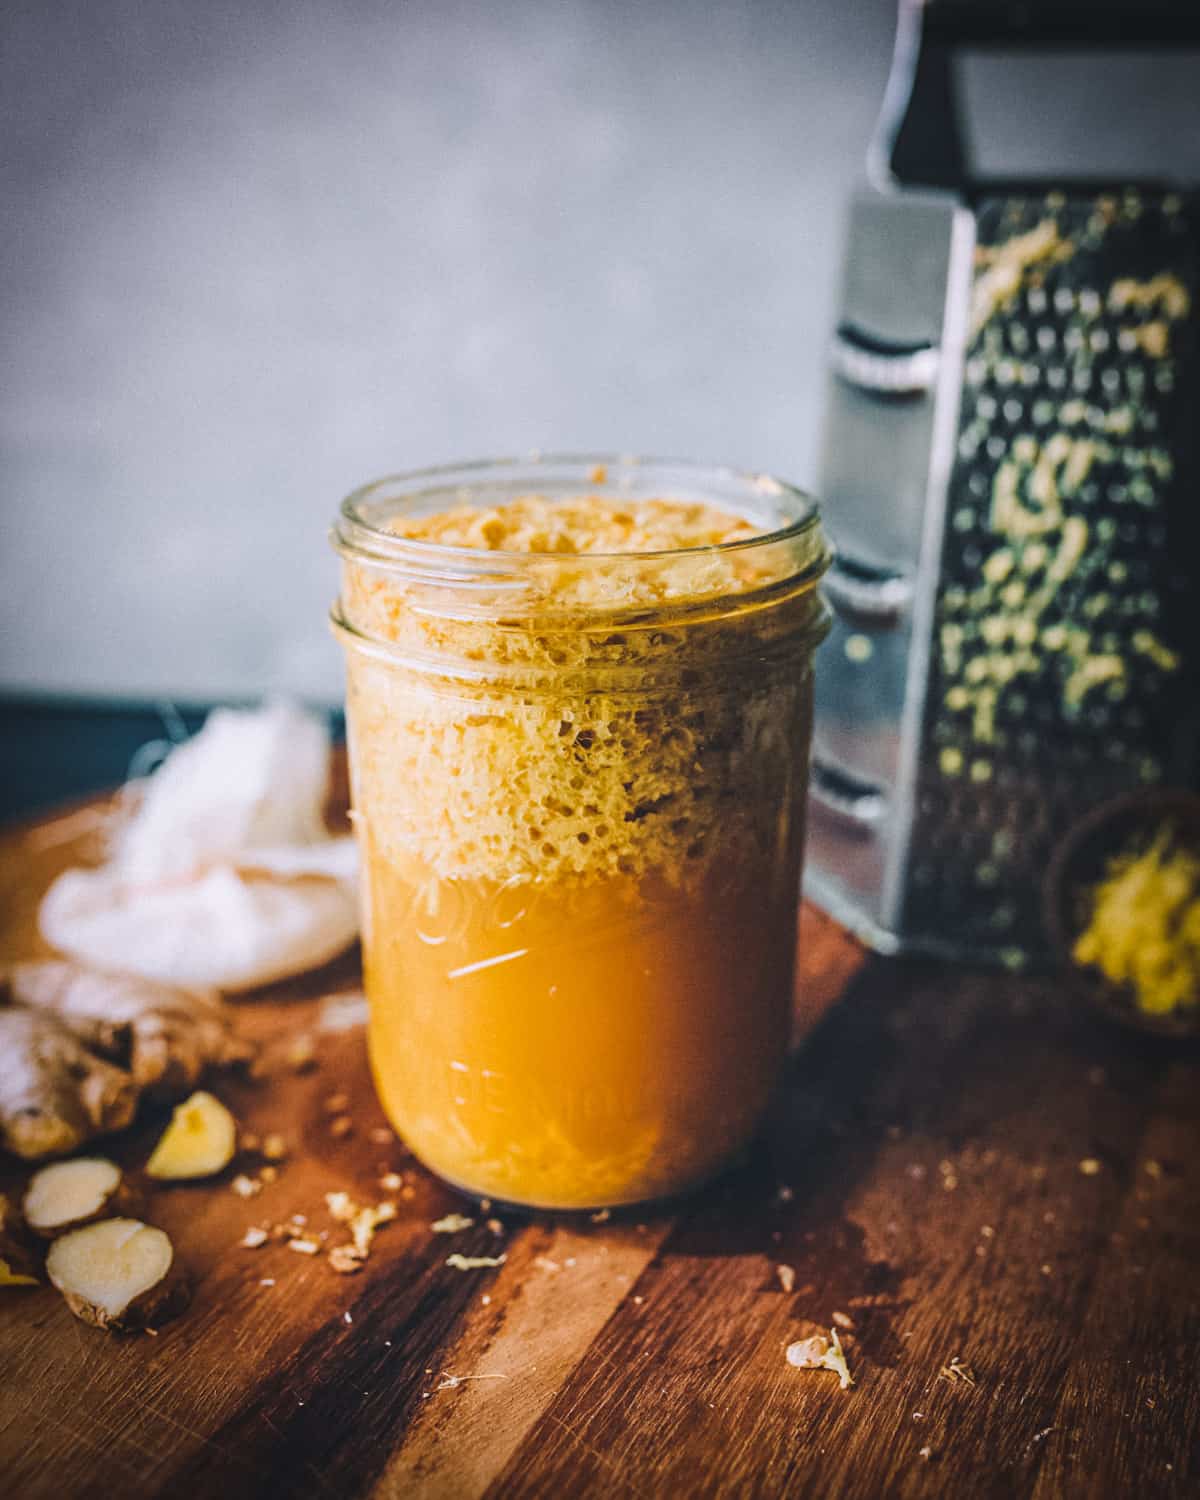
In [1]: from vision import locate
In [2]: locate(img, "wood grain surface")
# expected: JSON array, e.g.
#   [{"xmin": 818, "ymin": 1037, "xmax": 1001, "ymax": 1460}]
[{"xmin": 1, "ymin": 785, "xmax": 1197, "ymax": 1499}]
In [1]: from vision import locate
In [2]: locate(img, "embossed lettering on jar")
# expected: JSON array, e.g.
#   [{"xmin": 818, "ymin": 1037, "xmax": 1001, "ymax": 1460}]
[{"xmin": 332, "ymin": 458, "xmax": 830, "ymax": 1209}]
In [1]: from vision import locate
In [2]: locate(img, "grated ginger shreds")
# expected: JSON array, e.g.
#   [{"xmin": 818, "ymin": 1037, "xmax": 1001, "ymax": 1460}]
[
  {"xmin": 386, "ymin": 494, "xmax": 762, "ymax": 558},
  {"xmin": 325, "ymin": 1191, "xmax": 398, "ymax": 1259},
  {"xmin": 431, "ymin": 1214, "xmax": 475, "ymax": 1234},
  {"xmin": 1073, "ymin": 825, "xmax": 1200, "ymax": 1015},
  {"xmin": 786, "ymin": 1328, "xmax": 854, "ymax": 1390}
]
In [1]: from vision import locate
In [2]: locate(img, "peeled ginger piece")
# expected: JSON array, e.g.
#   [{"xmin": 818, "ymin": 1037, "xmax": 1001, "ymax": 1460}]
[
  {"xmin": 146, "ymin": 1090, "xmax": 237, "ymax": 1180},
  {"xmin": 47, "ymin": 1218, "xmax": 189, "ymax": 1330}
]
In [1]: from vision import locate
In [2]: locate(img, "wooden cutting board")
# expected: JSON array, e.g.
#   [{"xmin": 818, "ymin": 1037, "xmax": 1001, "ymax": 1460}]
[{"xmin": 0, "ymin": 781, "xmax": 1197, "ymax": 1499}]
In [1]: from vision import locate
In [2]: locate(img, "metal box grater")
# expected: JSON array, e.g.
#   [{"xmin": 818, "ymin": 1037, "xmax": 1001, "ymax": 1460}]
[{"xmin": 804, "ymin": 2, "xmax": 1200, "ymax": 961}]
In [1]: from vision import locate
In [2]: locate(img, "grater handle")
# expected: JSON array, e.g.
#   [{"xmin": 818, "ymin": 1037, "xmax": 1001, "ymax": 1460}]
[
  {"xmin": 831, "ymin": 322, "xmax": 940, "ymax": 397},
  {"xmin": 914, "ymin": 1, "xmax": 1199, "ymax": 47},
  {"xmin": 822, "ymin": 553, "xmax": 914, "ymax": 625},
  {"xmin": 872, "ymin": 0, "xmax": 1200, "ymax": 191},
  {"xmin": 810, "ymin": 756, "xmax": 887, "ymax": 829}
]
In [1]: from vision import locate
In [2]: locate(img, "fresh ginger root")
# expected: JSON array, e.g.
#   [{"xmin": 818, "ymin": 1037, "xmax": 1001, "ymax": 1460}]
[
  {"xmin": 0, "ymin": 1193, "xmax": 39, "ymax": 1287},
  {"xmin": 46, "ymin": 1218, "xmax": 190, "ymax": 1330},
  {"xmin": 146, "ymin": 1090, "xmax": 237, "ymax": 1179},
  {"xmin": 23, "ymin": 1157, "xmax": 139, "ymax": 1239},
  {"xmin": 5, "ymin": 960, "xmax": 253, "ymax": 1096},
  {"xmin": 0, "ymin": 1008, "xmax": 137, "ymax": 1160},
  {"xmin": 0, "ymin": 961, "xmax": 252, "ymax": 1161}
]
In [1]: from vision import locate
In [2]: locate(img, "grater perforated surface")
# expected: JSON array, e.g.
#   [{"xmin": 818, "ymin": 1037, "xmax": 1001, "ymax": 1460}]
[{"xmin": 902, "ymin": 190, "xmax": 1200, "ymax": 958}]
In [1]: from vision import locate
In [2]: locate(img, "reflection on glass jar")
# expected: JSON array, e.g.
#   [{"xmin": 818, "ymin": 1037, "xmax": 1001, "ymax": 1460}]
[{"xmin": 332, "ymin": 457, "xmax": 830, "ymax": 1209}]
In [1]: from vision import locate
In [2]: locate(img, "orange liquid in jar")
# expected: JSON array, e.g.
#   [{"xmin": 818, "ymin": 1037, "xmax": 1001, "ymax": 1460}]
[
  {"xmin": 339, "ymin": 490, "xmax": 825, "ymax": 1208},
  {"xmin": 363, "ymin": 846, "xmax": 802, "ymax": 1209}
]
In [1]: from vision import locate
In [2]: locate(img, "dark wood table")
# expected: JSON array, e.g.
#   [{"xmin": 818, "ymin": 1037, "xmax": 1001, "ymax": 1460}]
[{"xmin": 1, "ymin": 793, "xmax": 1196, "ymax": 1499}]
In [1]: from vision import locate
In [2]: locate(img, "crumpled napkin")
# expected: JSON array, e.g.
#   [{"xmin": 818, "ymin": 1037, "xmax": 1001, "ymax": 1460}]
[{"xmin": 40, "ymin": 701, "xmax": 359, "ymax": 992}]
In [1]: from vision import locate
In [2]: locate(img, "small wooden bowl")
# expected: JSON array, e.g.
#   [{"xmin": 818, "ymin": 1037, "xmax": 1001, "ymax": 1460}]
[{"xmin": 1043, "ymin": 787, "xmax": 1200, "ymax": 1041}]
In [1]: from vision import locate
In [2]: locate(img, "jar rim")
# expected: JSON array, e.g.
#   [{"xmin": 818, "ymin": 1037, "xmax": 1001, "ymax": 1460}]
[{"xmin": 331, "ymin": 452, "xmax": 829, "ymax": 586}]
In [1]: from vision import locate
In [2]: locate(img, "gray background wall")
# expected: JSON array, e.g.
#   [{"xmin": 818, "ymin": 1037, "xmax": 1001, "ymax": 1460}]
[{"xmin": 1, "ymin": 1, "xmax": 1195, "ymax": 703}]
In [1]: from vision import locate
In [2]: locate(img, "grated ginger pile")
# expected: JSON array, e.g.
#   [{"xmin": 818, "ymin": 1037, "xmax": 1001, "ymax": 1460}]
[
  {"xmin": 1073, "ymin": 825, "xmax": 1200, "ymax": 1015},
  {"xmin": 342, "ymin": 493, "xmax": 824, "ymax": 888},
  {"xmin": 355, "ymin": 493, "xmax": 797, "ymax": 628},
  {"xmin": 386, "ymin": 494, "xmax": 762, "ymax": 556}
]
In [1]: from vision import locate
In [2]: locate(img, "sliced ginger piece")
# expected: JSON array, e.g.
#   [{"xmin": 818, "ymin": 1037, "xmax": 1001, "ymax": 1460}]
[
  {"xmin": 23, "ymin": 1157, "xmax": 139, "ymax": 1238},
  {"xmin": 146, "ymin": 1090, "xmax": 237, "ymax": 1179},
  {"xmin": 0, "ymin": 1258, "xmax": 37, "ymax": 1288},
  {"xmin": 0, "ymin": 1193, "xmax": 39, "ymax": 1286},
  {"xmin": 46, "ymin": 1218, "xmax": 190, "ymax": 1330}
]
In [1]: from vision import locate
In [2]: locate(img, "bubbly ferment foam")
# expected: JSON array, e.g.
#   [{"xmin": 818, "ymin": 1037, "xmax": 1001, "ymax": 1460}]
[{"xmin": 344, "ymin": 494, "xmax": 811, "ymax": 889}]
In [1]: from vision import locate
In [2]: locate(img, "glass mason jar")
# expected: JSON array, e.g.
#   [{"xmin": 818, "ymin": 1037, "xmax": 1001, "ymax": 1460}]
[{"xmin": 331, "ymin": 456, "xmax": 830, "ymax": 1209}]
